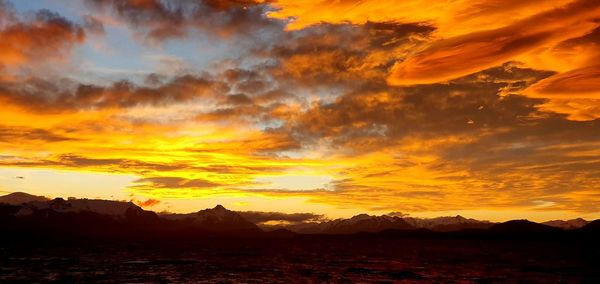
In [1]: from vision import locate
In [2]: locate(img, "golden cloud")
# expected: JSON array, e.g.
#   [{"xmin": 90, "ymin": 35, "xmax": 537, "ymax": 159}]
[{"xmin": 387, "ymin": 0, "xmax": 600, "ymax": 85}]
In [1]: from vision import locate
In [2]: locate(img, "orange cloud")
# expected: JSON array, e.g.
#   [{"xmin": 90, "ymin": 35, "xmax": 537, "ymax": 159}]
[
  {"xmin": 525, "ymin": 65, "xmax": 600, "ymax": 100},
  {"xmin": 133, "ymin": 197, "xmax": 161, "ymax": 207},
  {"xmin": 387, "ymin": 0, "xmax": 600, "ymax": 85},
  {"xmin": 535, "ymin": 99, "xmax": 600, "ymax": 121},
  {"xmin": 519, "ymin": 27, "xmax": 600, "ymax": 121},
  {"xmin": 267, "ymin": 0, "xmax": 600, "ymax": 121},
  {"xmin": 0, "ymin": 10, "xmax": 84, "ymax": 70},
  {"xmin": 268, "ymin": 0, "xmax": 573, "ymax": 36}
]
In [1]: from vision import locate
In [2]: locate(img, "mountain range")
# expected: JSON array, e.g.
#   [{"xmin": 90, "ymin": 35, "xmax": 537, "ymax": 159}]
[{"xmin": 1, "ymin": 192, "xmax": 598, "ymax": 237}]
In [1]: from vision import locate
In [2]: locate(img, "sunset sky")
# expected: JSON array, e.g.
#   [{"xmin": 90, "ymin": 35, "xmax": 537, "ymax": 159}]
[{"xmin": 1, "ymin": 0, "xmax": 599, "ymax": 221}]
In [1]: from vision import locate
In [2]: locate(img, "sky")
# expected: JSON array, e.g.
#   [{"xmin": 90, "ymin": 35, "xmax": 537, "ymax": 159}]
[{"xmin": 0, "ymin": 0, "xmax": 599, "ymax": 222}]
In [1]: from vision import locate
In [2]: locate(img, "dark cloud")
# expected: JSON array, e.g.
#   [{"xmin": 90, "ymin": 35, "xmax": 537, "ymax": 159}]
[
  {"xmin": 0, "ymin": 0, "xmax": 16, "ymax": 24},
  {"xmin": 134, "ymin": 177, "xmax": 222, "ymax": 189},
  {"xmin": 0, "ymin": 74, "xmax": 229, "ymax": 112},
  {"xmin": 264, "ymin": 22, "xmax": 435, "ymax": 88},
  {"xmin": 195, "ymin": 164, "xmax": 281, "ymax": 174},
  {"xmin": 55, "ymin": 154, "xmax": 188, "ymax": 172},
  {"xmin": 286, "ymin": 64, "xmax": 552, "ymax": 151},
  {"xmin": 82, "ymin": 14, "xmax": 105, "ymax": 36},
  {"xmin": 0, "ymin": 154, "xmax": 195, "ymax": 173},
  {"xmin": 87, "ymin": 0, "xmax": 282, "ymax": 42},
  {"xmin": 183, "ymin": 128, "xmax": 300, "ymax": 153},
  {"xmin": 237, "ymin": 210, "xmax": 325, "ymax": 224},
  {"xmin": 0, "ymin": 152, "xmax": 291, "ymax": 181},
  {"xmin": 555, "ymin": 25, "xmax": 600, "ymax": 50},
  {"xmin": 223, "ymin": 93, "xmax": 253, "ymax": 105},
  {"xmin": 1, "ymin": 65, "xmax": 293, "ymax": 128},
  {"xmin": 0, "ymin": 126, "xmax": 76, "ymax": 143}
]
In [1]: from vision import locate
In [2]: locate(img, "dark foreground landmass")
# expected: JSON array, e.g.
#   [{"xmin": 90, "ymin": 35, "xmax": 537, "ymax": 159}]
[
  {"xmin": 2, "ymin": 193, "xmax": 600, "ymax": 282},
  {"xmin": 1, "ymin": 234, "xmax": 600, "ymax": 283}
]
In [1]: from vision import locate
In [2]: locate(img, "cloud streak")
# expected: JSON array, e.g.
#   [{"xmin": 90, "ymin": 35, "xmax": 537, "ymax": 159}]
[
  {"xmin": 387, "ymin": 0, "xmax": 600, "ymax": 85},
  {"xmin": 237, "ymin": 210, "xmax": 325, "ymax": 224}
]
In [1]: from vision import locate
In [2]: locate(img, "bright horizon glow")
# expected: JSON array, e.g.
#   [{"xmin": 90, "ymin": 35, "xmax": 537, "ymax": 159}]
[{"xmin": 1, "ymin": 167, "xmax": 597, "ymax": 223}]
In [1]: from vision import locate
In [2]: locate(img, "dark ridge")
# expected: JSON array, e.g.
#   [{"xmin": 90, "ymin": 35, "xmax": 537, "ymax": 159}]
[
  {"xmin": 489, "ymin": 220, "xmax": 562, "ymax": 233},
  {"xmin": 578, "ymin": 219, "xmax": 600, "ymax": 233},
  {"xmin": 1, "ymin": 193, "xmax": 599, "ymax": 241},
  {"xmin": 0, "ymin": 192, "xmax": 49, "ymax": 205}
]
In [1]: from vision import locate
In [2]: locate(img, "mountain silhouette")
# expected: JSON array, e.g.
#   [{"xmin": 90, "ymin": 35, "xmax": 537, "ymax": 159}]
[
  {"xmin": 578, "ymin": 219, "xmax": 600, "ymax": 233},
  {"xmin": 162, "ymin": 205, "xmax": 260, "ymax": 231},
  {"xmin": 284, "ymin": 214, "xmax": 493, "ymax": 234},
  {"xmin": 0, "ymin": 192, "xmax": 48, "ymax": 205},
  {"xmin": 288, "ymin": 214, "xmax": 415, "ymax": 234},
  {"xmin": 20, "ymin": 197, "xmax": 148, "ymax": 217},
  {"xmin": 542, "ymin": 218, "xmax": 589, "ymax": 230},
  {"xmin": 403, "ymin": 215, "xmax": 493, "ymax": 232},
  {"xmin": 489, "ymin": 220, "xmax": 561, "ymax": 233},
  {"xmin": 2, "ymin": 193, "xmax": 600, "ymax": 239},
  {"xmin": 0, "ymin": 197, "xmax": 161, "ymax": 237}
]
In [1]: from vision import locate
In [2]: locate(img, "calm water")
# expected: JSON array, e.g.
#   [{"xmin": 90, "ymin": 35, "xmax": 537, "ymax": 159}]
[{"xmin": 1, "ymin": 237, "xmax": 599, "ymax": 283}]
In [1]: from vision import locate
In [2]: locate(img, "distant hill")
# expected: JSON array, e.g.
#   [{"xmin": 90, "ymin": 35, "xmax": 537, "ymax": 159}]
[
  {"xmin": 284, "ymin": 214, "xmax": 493, "ymax": 234},
  {"xmin": 403, "ymin": 215, "xmax": 494, "ymax": 232},
  {"xmin": 0, "ymin": 192, "xmax": 48, "ymax": 205},
  {"xmin": 489, "ymin": 220, "xmax": 561, "ymax": 233},
  {"xmin": 578, "ymin": 219, "xmax": 600, "ymax": 233},
  {"xmin": 288, "ymin": 214, "xmax": 415, "ymax": 234},
  {"xmin": 18, "ymin": 197, "xmax": 145, "ymax": 218},
  {"xmin": 542, "ymin": 218, "xmax": 589, "ymax": 230},
  {"xmin": 0, "ymin": 197, "xmax": 160, "ymax": 236},
  {"xmin": 162, "ymin": 205, "xmax": 259, "ymax": 231}
]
